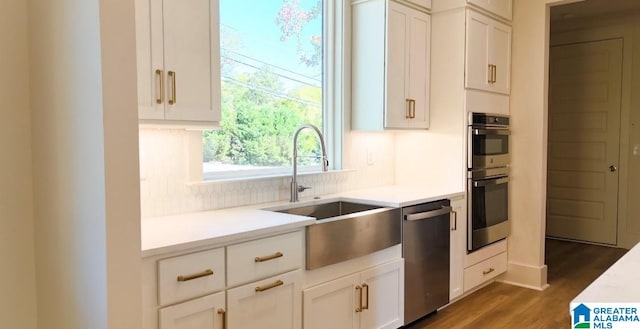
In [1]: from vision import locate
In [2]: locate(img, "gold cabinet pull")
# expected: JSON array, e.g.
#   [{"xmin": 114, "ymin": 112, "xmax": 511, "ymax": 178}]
[
  {"xmin": 155, "ymin": 69, "xmax": 164, "ymax": 104},
  {"xmin": 168, "ymin": 70, "xmax": 176, "ymax": 105},
  {"xmin": 255, "ymin": 279, "xmax": 284, "ymax": 292},
  {"xmin": 217, "ymin": 308, "xmax": 226, "ymax": 329},
  {"xmin": 355, "ymin": 285, "xmax": 362, "ymax": 312},
  {"xmin": 176, "ymin": 269, "xmax": 214, "ymax": 282},
  {"xmin": 410, "ymin": 99, "xmax": 416, "ymax": 119},
  {"xmin": 362, "ymin": 283, "xmax": 369, "ymax": 310},
  {"xmin": 254, "ymin": 251, "xmax": 283, "ymax": 263},
  {"xmin": 483, "ymin": 268, "xmax": 495, "ymax": 275},
  {"xmin": 405, "ymin": 99, "xmax": 411, "ymax": 119},
  {"xmin": 488, "ymin": 64, "xmax": 493, "ymax": 83},
  {"xmin": 493, "ymin": 65, "xmax": 497, "ymax": 83},
  {"xmin": 405, "ymin": 99, "xmax": 416, "ymax": 119}
]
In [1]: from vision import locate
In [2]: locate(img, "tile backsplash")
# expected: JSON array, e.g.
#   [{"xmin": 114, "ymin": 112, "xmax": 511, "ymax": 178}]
[{"xmin": 139, "ymin": 128, "xmax": 394, "ymax": 218}]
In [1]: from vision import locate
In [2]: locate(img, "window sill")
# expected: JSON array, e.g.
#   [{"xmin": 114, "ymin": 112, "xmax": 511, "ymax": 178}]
[{"xmin": 188, "ymin": 168, "xmax": 354, "ymax": 187}]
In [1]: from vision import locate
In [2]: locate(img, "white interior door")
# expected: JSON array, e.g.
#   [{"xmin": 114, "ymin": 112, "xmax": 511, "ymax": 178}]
[{"xmin": 547, "ymin": 39, "xmax": 623, "ymax": 245}]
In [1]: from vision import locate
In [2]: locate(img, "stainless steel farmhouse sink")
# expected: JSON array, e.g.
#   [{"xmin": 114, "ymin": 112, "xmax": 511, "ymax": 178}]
[{"xmin": 265, "ymin": 200, "xmax": 401, "ymax": 270}]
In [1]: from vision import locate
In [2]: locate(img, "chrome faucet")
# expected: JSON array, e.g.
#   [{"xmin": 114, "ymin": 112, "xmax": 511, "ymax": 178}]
[{"xmin": 290, "ymin": 124, "xmax": 329, "ymax": 202}]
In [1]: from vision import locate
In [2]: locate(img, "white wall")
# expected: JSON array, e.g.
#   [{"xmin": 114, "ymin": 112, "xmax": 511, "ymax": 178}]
[
  {"xmin": 139, "ymin": 128, "xmax": 396, "ymax": 217},
  {"xmin": 0, "ymin": 0, "xmax": 38, "ymax": 328},
  {"xmin": 503, "ymin": 0, "xmax": 581, "ymax": 290},
  {"xmin": 28, "ymin": 0, "xmax": 141, "ymax": 328}
]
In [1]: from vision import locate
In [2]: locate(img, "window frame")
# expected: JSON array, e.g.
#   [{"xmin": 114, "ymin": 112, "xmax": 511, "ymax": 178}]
[{"xmin": 195, "ymin": 0, "xmax": 347, "ymax": 182}]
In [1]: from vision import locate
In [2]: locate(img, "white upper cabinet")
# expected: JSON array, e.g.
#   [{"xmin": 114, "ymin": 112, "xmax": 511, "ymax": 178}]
[
  {"xmin": 467, "ymin": 0, "xmax": 512, "ymax": 21},
  {"xmin": 465, "ymin": 10, "xmax": 511, "ymax": 95},
  {"xmin": 405, "ymin": 0, "xmax": 432, "ymax": 10},
  {"xmin": 135, "ymin": 0, "xmax": 221, "ymax": 126},
  {"xmin": 431, "ymin": 0, "xmax": 512, "ymax": 21},
  {"xmin": 352, "ymin": 0, "xmax": 431, "ymax": 130}
]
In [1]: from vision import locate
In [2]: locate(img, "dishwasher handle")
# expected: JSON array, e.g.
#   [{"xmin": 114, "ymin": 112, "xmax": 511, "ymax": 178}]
[{"xmin": 404, "ymin": 206, "xmax": 452, "ymax": 221}]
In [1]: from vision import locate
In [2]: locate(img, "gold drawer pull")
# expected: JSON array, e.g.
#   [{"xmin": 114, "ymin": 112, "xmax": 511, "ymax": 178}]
[
  {"xmin": 217, "ymin": 308, "xmax": 226, "ymax": 329},
  {"xmin": 483, "ymin": 268, "xmax": 495, "ymax": 275},
  {"xmin": 176, "ymin": 269, "xmax": 214, "ymax": 282},
  {"xmin": 255, "ymin": 280, "xmax": 284, "ymax": 292},
  {"xmin": 254, "ymin": 251, "xmax": 283, "ymax": 263}
]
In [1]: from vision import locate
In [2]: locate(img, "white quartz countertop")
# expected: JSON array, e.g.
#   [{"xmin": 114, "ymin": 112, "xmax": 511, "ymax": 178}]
[
  {"xmin": 141, "ymin": 185, "xmax": 465, "ymax": 257},
  {"xmin": 141, "ymin": 208, "xmax": 315, "ymax": 257},
  {"xmin": 572, "ymin": 242, "xmax": 640, "ymax": 303},
  {"xmin": 337, "ymin": 185, "xmax": 465, "ymax": 208}
]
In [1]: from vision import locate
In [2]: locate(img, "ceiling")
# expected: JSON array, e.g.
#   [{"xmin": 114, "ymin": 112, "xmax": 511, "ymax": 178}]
[{"xmin": 551, "ymin": 0, "xmax": 640, "ymax": 21}]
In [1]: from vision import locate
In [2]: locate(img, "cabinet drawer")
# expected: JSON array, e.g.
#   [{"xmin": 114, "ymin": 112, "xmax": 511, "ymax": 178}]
[
  {"xmin": 227, "ymin": 231, "xmax": 304, "ymax": 286},
  {"xmin": 159, "ymin": 290, "xmax": 225, "ymax": 329},
  {"xmin": 158, "ymin": 247, "xmax": 225, "ymax": 306},
  {"xmin": 227, "ymin": 270, "xmax": 302, "ymax": 329},
  {"xmin": 463, "ymin": 252, "xmax": 506, "ymax": 292}
]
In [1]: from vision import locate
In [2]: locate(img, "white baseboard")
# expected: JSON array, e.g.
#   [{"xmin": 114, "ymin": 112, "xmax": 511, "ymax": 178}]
[{"xmin": 497, "ymin": 261, "xmax": 549, "ymax": 291}]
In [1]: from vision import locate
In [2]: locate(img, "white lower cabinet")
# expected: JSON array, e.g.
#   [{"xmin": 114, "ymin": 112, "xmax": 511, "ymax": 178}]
[
  {"xmin": 463, "ymin": 239, "xmax": 507, "ymax": 292},
  {"xmin": 144, "ymin": 230, "xmax": 305, "ymax": 329},
  {"xmin": 303, "ymin": 259, "xmax": 404, "ymax": 329},
  {"xmin": 227, "ymin": 270, "xmax": 302, "ymax": 329},
  {"xmin": 159, "ymin": 291, "xmax": 226, "ymax": 329},
  {"xmin": 449, "ymin": 197, "xmax": 466, "ymax": 301}
]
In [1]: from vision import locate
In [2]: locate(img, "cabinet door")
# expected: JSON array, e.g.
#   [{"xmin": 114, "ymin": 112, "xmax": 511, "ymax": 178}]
[
  {"xmin": 407, "ymin": 10, "xmax": 431, "ymax": 129},
  {"xmin": 159, "ymin": 291, "xmax": 225, "ymax": 329},
  {"xmin": 449, "ymin": 197, "xmax": 466, "ymax": 300},
  {"xmin": 161, "ymin": 0, "xmax": 221, "ymax": 122},
  {"xmin": 303, "ymin": 273, "xmax": 361, "ymax": 329},
  {"xmin": 360, "ymin": 259, "xmax": 404, "ymax": 329},
  {"xmin": 385, "ymin": 2, "xmax": 410, "ymax": 129},
  {"xmin": 488, "ymin": 20, "xmax": 511, "ymax": 94},
  {"xmin": 136, "ymin": 0, "xmax": 164, "ymax": 120},
  {"xmin": 227, "ymin": 270, "xmax": 302, "ymax": 329},
  {"xmin": 465, "ymin": 10, "xmax": 491, "ymax": 92},
  {"xmin": 386, "ymin": 3, "xmax": 430, "ymax": 129},
  {"xmin": 467, "ymin": 0, "xmax": 512, "ymax": 21}
]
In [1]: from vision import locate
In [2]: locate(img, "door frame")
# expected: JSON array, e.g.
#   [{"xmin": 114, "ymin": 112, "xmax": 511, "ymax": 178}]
[{"xmin": 549, "ymin": 22, "xmax": 633, "ymax": 248}]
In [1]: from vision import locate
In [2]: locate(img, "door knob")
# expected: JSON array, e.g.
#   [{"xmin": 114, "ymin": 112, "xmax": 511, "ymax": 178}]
[{"xmin": 609, "ymin": 165, "xmax": 618, "ymax": 172}]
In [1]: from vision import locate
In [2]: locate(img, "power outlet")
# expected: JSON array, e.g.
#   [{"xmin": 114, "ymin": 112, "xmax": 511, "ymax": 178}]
[
  {"xmin": 366, "ymin": 148, "xmax": 375, "ymax": 165},
  {"xmin": 634, "ymin": 144, "xmax": 640, "ymax": 156}
]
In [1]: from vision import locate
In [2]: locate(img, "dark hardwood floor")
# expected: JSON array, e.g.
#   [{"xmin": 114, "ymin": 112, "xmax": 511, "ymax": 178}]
[{"xmin": 405, "ymin": 239, "xmax": 628, "ymax": 329}]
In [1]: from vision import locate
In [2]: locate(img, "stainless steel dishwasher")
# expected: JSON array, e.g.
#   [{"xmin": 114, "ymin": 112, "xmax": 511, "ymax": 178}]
[{"xmin": 402, "ymin": 199, "xmax": 451, "ymax": 325}]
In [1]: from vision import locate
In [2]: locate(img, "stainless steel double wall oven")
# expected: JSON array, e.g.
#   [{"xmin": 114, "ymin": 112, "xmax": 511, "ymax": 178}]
[{"xmin": 467, "ymin": 113, "xmax": 510, "ymax": 252}]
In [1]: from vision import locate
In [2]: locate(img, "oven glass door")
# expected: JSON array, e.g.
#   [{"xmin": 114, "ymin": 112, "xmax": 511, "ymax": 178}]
[
  {"xmin": 469, "ymin": 128, "xmax": 509, "ymax": 168},
  {"xmin": 470, "ymin": 176, "xmax": 508, "ymax": 231}
]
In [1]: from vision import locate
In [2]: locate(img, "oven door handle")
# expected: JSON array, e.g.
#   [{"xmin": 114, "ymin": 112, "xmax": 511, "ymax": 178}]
[
  {"xmin": 404, "ymin": 206, "xmax": 452, "ymax": 221},
  {"xmin": 472, "ymin": 128, "xmax": 510, "ymax": 136},
  {"xmin": 473, "ymin": 177, "xmax": 509, "ymax": 187}
]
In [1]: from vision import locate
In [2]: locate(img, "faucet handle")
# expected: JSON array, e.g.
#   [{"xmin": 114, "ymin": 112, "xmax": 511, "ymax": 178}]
[{"xmin": 297, "ymin": 185, "xmax": 312, "ymax": 193}]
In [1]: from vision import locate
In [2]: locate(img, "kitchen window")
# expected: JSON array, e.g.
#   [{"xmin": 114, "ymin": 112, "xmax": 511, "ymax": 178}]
[{"xmin": 202, "ymin": 0, "xmax": 344, "ymax": 180}]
